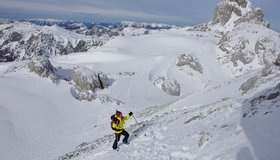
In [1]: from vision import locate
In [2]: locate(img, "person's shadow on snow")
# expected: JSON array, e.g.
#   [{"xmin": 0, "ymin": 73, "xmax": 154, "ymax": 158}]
[
  {"xmin": 239, "ymin": 86, "xmax": 280, "ymax": 160},
  {"xmin": 236, "ymin": 147, "xmax": 254, "ymax": 160}
]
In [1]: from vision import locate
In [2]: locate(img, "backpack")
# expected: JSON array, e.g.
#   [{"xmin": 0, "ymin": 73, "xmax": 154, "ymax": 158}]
[{"xmin": 111, "ymin": 115, "xmax": 120, "ymax": 130}]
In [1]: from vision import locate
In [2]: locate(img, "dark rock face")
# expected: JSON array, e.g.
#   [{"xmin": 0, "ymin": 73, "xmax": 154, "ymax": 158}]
[
  {"xmin": 56, "ymin": 41, "xmax": 75, "ymax": 55},
  {"xmin": 24, "ymin": 33, "xmax": 55, "ymax": 59},
  {"xmin": 97, "ymin": 71, "xmax": 110, "ymax": 89},
  {"xmin": 275, "ymin": 54, "xmax": 280, "ymax": 66},
  {"xmin": 1, "ymin": 32, "xmax": 23, "ymax": 46},
  {"xmin": 74, "ymin": 40, "xmax": 88, "ymax": 52},
  {"xmin": 0, "ymin": 48, "xmax": 19, "ymax": 62},
  {"xmin": 0, "ymin": 31, "xmax": 23, "ymax": 62}
]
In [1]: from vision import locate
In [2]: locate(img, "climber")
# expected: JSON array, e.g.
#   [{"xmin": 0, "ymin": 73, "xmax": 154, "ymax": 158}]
[{"xmin": 111, "ymin": 110, "xmax": 133, "ymax": 150}]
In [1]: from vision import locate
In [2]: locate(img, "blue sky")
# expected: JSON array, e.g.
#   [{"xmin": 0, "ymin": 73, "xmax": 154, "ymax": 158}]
[{"xmin": 0, "ymin": 0, "xmax": 279, "ymax": 31}]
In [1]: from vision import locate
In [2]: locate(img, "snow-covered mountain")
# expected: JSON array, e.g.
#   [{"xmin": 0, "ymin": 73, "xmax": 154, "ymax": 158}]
[
  {"xmin": 0, "ymin": 19, "xmax": 173, "ymax": 62},
  {"xmin": 0, "ymin": 0, "xmax": 280, "ymax": 160}
]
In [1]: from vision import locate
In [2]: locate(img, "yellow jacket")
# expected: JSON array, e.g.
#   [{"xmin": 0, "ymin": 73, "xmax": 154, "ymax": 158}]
[{"xmin": 111, "ymin": 114, "xmax": 131, "ymax": 134}]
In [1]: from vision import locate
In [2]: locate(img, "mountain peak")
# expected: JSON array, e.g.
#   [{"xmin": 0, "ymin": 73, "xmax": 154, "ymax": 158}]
[{"xmin": 209, "ymin": 0, "xmax": 269, "ymax": 32}]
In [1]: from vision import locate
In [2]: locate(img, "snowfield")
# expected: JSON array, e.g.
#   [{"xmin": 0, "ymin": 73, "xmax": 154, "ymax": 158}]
[{"xmin": 1, "ymin": 26, "xmax": 280, "ymax": 160}]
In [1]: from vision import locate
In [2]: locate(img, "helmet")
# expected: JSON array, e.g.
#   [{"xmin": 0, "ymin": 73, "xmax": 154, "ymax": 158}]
[{"xmin": 116, "ymin": 110, "xmax": 122, "ymax": 116}]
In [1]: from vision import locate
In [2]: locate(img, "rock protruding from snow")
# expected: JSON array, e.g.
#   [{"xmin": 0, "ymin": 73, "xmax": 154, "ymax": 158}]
[
  {"xmin": 71, "ymin": 66, "xmax": 111, "ymax": 101},
  {"xmin": 240, "ymin": 76, "xmax": 259, "ymax": 94},
  {"xmin": 72, "ymin": 66, "xmax": 101, "ymax": 92},
  {"xmin": 27, "ymin": 58, "xmax": 56, "ymax": 78},
  {"xmin": 27, "ymin": 58, "xmax": 59, "ymax": 83},
  {"xmin": 176, "ymin": 54, "xmax": 203, "ymax": 74},
  {"xmin": 154, "ymin": 77, "xmax": 180, "ymax": 96},
  {"xmin": 97, "ymin": 71, "xmax": 109, "ymax": 89}
]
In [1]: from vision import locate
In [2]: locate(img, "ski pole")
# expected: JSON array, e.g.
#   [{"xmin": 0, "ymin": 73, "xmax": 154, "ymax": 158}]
[{"xmin": 132, "ymin": 115, "xmax": 139, "ymax": 124}]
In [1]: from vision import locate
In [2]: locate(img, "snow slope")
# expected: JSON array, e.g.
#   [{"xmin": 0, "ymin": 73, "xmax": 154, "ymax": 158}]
[
  {"xmin": 1, "ymin": 14, "xmax": 280, "ymax": 160},
  {"xmin": 59, "ymin": 66, "xmax": 280, "ymax": 160}
]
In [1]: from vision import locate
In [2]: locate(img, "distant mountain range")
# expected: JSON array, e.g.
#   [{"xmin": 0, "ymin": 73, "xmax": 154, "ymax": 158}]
[{"xmin": 0, "ymin": 19, "xmax": 175, "ymax": 62}]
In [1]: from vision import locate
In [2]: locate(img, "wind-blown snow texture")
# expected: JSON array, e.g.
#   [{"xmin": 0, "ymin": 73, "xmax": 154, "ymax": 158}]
[{"xmin": 1, "ymin": 0, "xmax": 280, "ymax": 160}]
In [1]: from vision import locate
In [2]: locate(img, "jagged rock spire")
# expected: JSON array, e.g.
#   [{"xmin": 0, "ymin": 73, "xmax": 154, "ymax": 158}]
[{"xmin": 209, "ymin": 0, "xmax": 269, "ymax": 32}]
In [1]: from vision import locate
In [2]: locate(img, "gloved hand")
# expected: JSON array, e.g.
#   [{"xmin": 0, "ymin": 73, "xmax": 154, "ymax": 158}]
[{"xmin": 129, "ymin": 112, "xmax": 133, "ymax": 116}]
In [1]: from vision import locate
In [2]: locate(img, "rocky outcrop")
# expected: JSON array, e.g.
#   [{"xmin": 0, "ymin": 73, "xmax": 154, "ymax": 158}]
[
  {"xmin": 71, "ymin": 66, "xmax": 110, "ymax": 101},
  {"xmin": 24, "ymin": 33, "xmax": 55, "ymax": 59},
  {"xmin": 0, "ymin": 31, "xmax": 23, "ymax": 62},
  {"xmin": 209, "ymin": 0, "xmax": 269, "ymax": 32},
  {"xmin": 27, "ymin": 58, "xmax": 55, "ymax": 77},
  {"xmin": 217, "ymin": 26, "xmax": 280, "ymax": 75},
  {"xmin": 56, "ymin": 41, "xmax": 75, "ymax": 55},
  {"xmin": 240, "ymin": 76, "xmax": 259, "ymax": 94},
  {"xmin": 154, "ymin": 77, "xmax": 180, "ymax": 96},
  {"xmin": 1, "ymin": 31, "xmax": 23, "ymax": 46},
  {"xmin": 187, "ymin": 0, "xmax": 280, "ymax": 76},
  {"xmin": 0, "ymin": 48, "xmax": 19, "ymax": 62},
  {"xmin": 27, "ymin": 58, "xmax": 59, "ymax": 83},
  {"xmin": 72, "ymin": 66, "xmax": 101, "ymax": 92},
  {"xmin": 176, "ymin": 54, "xmax": 203, "ymax": 74},
  {"xmin": 211, "ymin": 2, "xmax": 242, "ymax": 26},
  {"xmin": 254, "ymin": 39, "xmax": 280, "ymax": 66},
  {"xmin": 97, "ymin": 71, "xmax": 110, "ymax": 89}
]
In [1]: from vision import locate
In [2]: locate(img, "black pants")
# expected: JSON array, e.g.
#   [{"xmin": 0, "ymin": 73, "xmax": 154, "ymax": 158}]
[{"xmin": 112, "ymin": 130, "xmax": 129, "ymax": 149}]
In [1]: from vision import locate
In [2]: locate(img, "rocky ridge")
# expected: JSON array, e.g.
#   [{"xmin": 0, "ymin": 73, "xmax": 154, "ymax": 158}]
[
  {"xmin": 0, "ymin": 20, "xmax": 173, "ymax": 62},
  {"xmin": 189, "ymin": 0, "xmax": 280, "ymax": 76}
]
